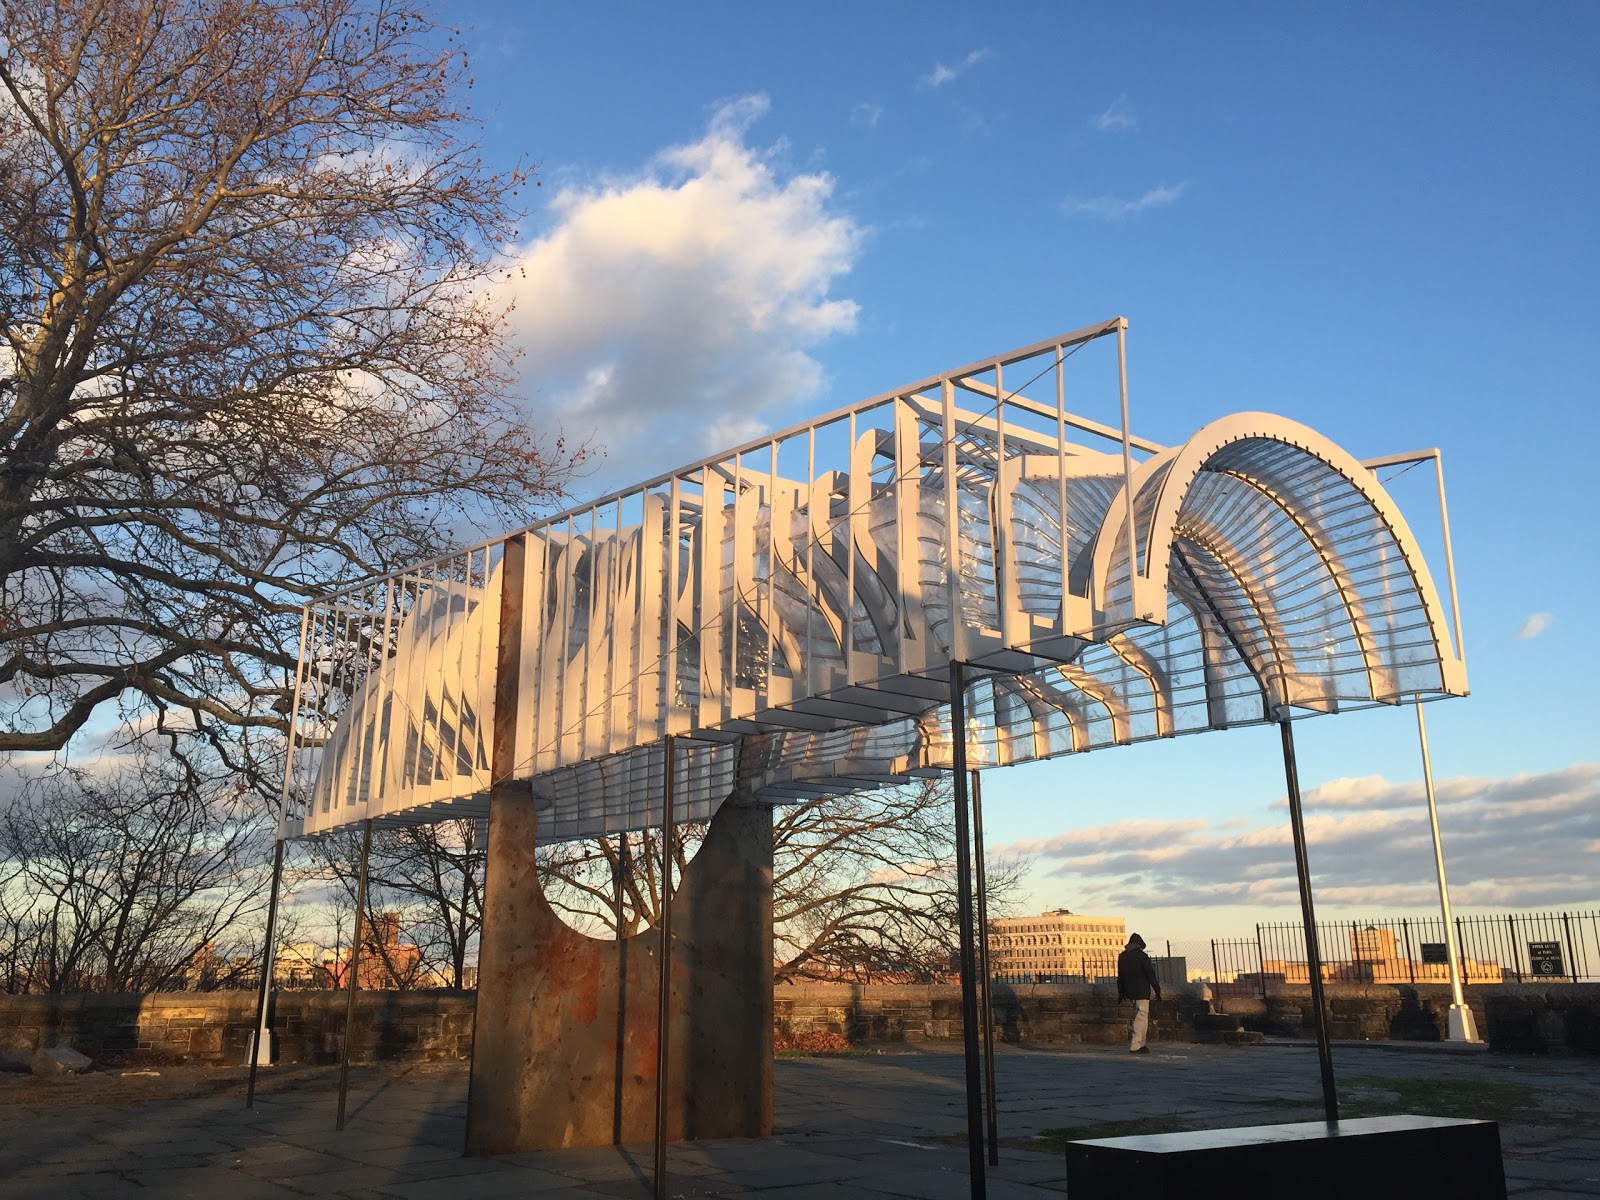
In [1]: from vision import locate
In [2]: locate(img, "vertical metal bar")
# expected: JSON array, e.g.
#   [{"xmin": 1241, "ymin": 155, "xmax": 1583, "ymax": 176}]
[
  {"xmin": 1403, "ymin": 919, "xmax": 1416, "ymax": 985},
  {"xmin": 665, "ymin": 480, "xmax": 681, "ymax": 727},
  {"xmin": 844, "ymin": 413, "xmax": 856, "ymax": 668},
  {"xmin": 1256, "ymin": 923, "xmax": 1268, "ymax": 1001},
  {"xmin": 1560, "ymin": 913, "xmax": 1578, "ymax": 984},
  {"xmin": 948, "ymin": 661, "xmax": 987, "ymax": 1197},
  {"xmin": 279, "ymin": 604, "xmax": 312, "ymax": 817},
  {"xmin": 1431, "ymin": 453, "xmax": 1465, "ymax": 660},
  {"xmin": 1508, "ymin": 915, "xmax": 1521, "ymax": 983},
  {"xmin": 804, "ymin": 429, "xmax": 816, "ymax": 698},
  {"xmin": 728, "ymin": 455, "xmax": 741, "ymax": 706},
  {"xmin": 654, "ymin": 734, "xmax": 677, "ymax": 1200},
  {"xmin": 766, "ymin": 440, "xmax": 778, "ymax": 703},
  {"xmin": 970, "ymin": 769, "xmax": 999, "ymax": 1167},
  {"xmin": 245, "ymin": 836, "xmax": 285, "ymax": 1107},
  {"xmin": 1115, "ymin": 321, "xmax": 1140, "ymax": 619},
  {"xmin": 942, "ymin": 381, "xmax": 963, "ymax": 666},
  {"xmin": 1055, "ymin": 345, "xmax": 1070, "ymax": 628},
  {"xmin": 1279, "ymin": 718, "xmax": 1338, "ymax": 1126},
  {"xmin": 336, "ymin": 817, "xmax": 373, "ymax": 1131},
  {"xmin": 992, "ymin": 363, "xmax": 1008, "ymax": 647},
  {"xmin": 1416, "ymin": 702, "xmax": 1476, "ymax": 1037},
  {"xmin": 1211, "ymin": 940, "xmax": 1220, "ymax": 988}
]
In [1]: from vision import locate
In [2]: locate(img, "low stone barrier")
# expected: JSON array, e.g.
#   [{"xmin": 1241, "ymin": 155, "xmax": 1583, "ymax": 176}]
[
  {"xmin": 1, "ymin": 981, "xmax": 1595, "ymax": 1064},
  {"xmin": 0, "ymin": 990, "xmax": 475, "ymax": 1065},
  {"xmin": 1217, "ymin": 983, "xmax": 1600, "ymax": 1053}
]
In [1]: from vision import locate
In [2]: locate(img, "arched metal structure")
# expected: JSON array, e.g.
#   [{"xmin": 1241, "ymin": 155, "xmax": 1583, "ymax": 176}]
[{"xmin": 282, "ymin": 317, "xmax": 1466, "ymax": 842}]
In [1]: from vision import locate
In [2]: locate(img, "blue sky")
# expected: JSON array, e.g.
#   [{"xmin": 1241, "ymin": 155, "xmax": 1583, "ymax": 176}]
[{"xmin": 458, "ymin": 2, "xmax": 1598, "ymax": 938}]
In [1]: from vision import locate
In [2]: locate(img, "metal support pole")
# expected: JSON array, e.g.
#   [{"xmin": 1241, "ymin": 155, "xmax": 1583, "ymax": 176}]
[
  {"xmin": 336, "ymin": 818, "xmax": 373, "ymax": 1131},
  {"xmin": 1562, "ymin": 913, "xmax": 1578, "ymax": 984},
  {"xmin": 654, "ymin": 735, "xmax": 676, "ymax": 1200},
  {"xmin": 970, "ymin": 769, "xmax": 999, "ymax": 1167},
  {"xmin": 1255, "ymin": 923, "xmax": 1268, "ymax": 1001},
  {"xmin": 949, "ymin": 661, "xmax": 987, "ymax": 1197},
  {"xmin": 245, "ymin": 836, "xmax": 285, "ymax": 1107},
  {"xmin": 1278, "ymin": 718, "xmax": 1339, "ymax": 1126},
  {"xmin": 1415, "ymin": 702, "xmax": 1480, "ymax": 1040}
]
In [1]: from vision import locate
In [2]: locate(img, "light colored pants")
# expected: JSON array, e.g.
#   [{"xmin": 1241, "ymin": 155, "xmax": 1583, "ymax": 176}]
[{"xmin": 1129, "ymin": 999, "xmax": 1150, "ymax": 1051}]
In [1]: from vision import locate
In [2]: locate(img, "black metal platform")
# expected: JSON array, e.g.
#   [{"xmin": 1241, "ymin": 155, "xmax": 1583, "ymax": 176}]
[{"xmin": 1065, "ymin": 1114, "xmax": 1506, "ymax": 1200}]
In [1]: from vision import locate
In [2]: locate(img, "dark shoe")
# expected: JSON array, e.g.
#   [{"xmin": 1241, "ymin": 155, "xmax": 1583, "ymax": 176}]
[{"xmin": 1130, "ymin": 1046, "xmax": 1150, "ymax": 1054}]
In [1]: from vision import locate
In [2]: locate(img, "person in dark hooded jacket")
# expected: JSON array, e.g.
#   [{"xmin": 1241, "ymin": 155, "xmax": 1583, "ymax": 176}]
[{"xmin": 1117, "ymin": 933, "xmax": 1162, "ymax": 1053}]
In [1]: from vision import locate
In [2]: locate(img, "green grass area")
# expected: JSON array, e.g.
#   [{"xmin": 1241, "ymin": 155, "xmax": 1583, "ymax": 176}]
[
  {"xmin": 930, "ymin": 1073, "xmax": 1546, "ymax": 1157},
  {"xmin": 1011, "ymin": 1117, "xmax": 1194, "ymax": 1153},
  {"xmin": 988, "ymin": 1077, "xmax": 1541, "ymax": 1154},
  {"xmin": 1338, "ymin": 1076, "xmax": 1541, "ymax": 1123}
]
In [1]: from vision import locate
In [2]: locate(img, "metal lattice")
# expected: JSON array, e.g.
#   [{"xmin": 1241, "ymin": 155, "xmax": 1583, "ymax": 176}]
[{"xmin": 282, "ymin": 318, "xmax": 1466, "ymax": 842}]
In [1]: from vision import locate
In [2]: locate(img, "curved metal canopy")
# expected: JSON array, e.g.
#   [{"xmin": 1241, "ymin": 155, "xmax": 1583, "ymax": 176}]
[{"xmin": 283, "ymin": 319, "xmax": 1466, "ymax": 842}]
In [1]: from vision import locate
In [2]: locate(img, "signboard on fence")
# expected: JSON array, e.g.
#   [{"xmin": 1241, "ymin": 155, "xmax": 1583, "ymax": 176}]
[
  {"xmin": 1420, "ymin": 943, "xmax": 1449, "ymax": 965},
  {"xmin": 1528, "ymin": 942, "xmax": 1565, "ymax": 977}
]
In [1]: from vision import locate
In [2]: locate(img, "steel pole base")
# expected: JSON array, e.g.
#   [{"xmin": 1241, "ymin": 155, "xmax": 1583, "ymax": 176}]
[
  {"xmin": 248, "ymin": 1031, "xmax": 274, "ymax": 1068},
  {"xmin": 1447, "ymin": 1004, "xmax": 1482, "ymax": 1044}
]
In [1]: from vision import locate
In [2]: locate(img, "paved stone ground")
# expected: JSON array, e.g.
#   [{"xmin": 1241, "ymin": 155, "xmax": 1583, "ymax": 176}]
[{"xmin": 2, "ymin": 1041, "xmax": 1597, "ymax": 1198}]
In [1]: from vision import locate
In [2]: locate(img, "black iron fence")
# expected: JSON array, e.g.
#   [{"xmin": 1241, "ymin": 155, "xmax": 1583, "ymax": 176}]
[{"xmin": 1202, "ymin": 910, "xmax": 1600, "ymax": 996}]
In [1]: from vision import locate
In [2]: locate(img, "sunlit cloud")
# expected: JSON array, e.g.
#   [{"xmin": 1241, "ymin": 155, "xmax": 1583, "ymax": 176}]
[
  {"xmin": 1514, "ymin": 612, "xmax": 1555, "ymax": 640},
  {"xmin": 994, "ymin": 762, "xmax": 1600, "ymax": 913},
  {"xmin": 1092, "ymin": 94, "xmax": 1138, "ymax": 132},
  {"xmin": 501, "ymin": 95, "xmax": 863, "ymax": 486},
  {"xmin": 1064, "ymin": 183, "xmax": 1186, "ymax": 221},
  {"xmin": 920, "ymin": 48, "xmax": 991, "ymax": 89}
]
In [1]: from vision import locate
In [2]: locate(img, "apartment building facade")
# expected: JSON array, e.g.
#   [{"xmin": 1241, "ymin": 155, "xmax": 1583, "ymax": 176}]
[{"xmin": 990, "ymin": 909, "xmax": 1128, "ymax": 983}]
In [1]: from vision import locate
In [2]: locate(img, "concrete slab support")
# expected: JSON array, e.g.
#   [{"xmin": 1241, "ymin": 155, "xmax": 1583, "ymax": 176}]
[{"xmin": 465, "ymin": 788, "xmax": 774, "ymax": 1154}]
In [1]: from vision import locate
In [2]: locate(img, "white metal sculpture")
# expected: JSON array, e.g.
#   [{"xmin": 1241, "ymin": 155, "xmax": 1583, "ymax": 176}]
[{"xmin": 283, "ymin": 318, "xmax": 1467, "ymax": 841}]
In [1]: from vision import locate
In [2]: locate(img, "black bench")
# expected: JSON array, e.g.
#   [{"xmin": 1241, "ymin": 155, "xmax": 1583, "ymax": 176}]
[{"xmin": 1065, "ymin": 1114, "xmax": 1505, "ymax": 1199}]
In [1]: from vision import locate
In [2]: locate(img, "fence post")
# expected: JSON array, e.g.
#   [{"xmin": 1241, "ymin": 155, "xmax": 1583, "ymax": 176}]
[
  {"xmin": 1402, "ymin": 919, "xmax": 1416, "ymax": 985},
  {"xmin": 1211, "ymin": 940, "xmax": 1220, "ymax": 987},
  {"xmin": 1561, "ymin": 912, "xmax": 1578, "ymax": 984},
  {"xmin": 1507, "ymin": 915, "xmax": 1522, "ymax": 983},
  {"xmin": 1455, "ymin": 917, "xmax": 1468, "ymax": 981},
  {"xmin": 1255, "ymin": 923, "xmax": 1268, "ymax": 1001}
]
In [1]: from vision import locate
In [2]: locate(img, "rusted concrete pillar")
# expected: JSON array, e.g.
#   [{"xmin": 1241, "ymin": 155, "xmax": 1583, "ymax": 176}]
[
  {"xmin": 467, "ymin": 535, "xmax": 772, "ymax": 1154},
  {"xmin": 465, "ymin": 788, "xmax": 773, "ymax": 1154}
]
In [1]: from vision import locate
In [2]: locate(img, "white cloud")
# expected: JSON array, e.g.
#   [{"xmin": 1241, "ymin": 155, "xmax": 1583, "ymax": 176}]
[
  {"xmin": 1514, "ymin": 612, "xmax": 1555, "ymax": 640},
  {"xmin": 994, "ymin": 761, "xmax": 1600, "ymax": 913},
  {"xmin": 502, "ymin": 95, "xmax": 863, "ymax": 484},
  {"xmin": 1092, "ymin": 94, "xmax": 1138, "ymax": 132},
  {"xmin": 851, "ymin": 102, "xmax": 885, "ymax": 128},
  {"xmin": 1064, "ymin": 183, "xmax": 1186, "ymax": 221},
  {"xmin": 919, "ymin": 48, "xmax": 991, "ymax": 89}
]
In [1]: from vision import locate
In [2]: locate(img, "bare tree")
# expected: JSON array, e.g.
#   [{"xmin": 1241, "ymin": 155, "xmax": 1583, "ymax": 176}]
[
  {"xmin": 0, "ymin": 756, "xmax": 263, "ymax": 992},
  {"xmin": 304, "ymin": 817, "xmax": 483, "ymax": 988},
  {"xmin": 0, "ymin": 0, "xmax": 583, "ymax": 792},
  {"xmin": 535, "ymin": 777, "xmax": 1031, "ymax": 984}
]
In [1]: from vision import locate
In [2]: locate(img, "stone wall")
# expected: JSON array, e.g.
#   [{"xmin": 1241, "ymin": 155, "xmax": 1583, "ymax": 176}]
[
  {"xmin": 1218, "ymin": 983, "xmax": 1600, "ymax": 1053},
  {"xmin": 0, "ymin": 990, "xmax": 475, "ymax": 1065},
  {"xmin": 773, "ymin": 982, "xmax": 1216, "ymax": 1045},
  {"xmin": 2, "ymin": 981, "xmax": 1596, "ymax": 1064}
]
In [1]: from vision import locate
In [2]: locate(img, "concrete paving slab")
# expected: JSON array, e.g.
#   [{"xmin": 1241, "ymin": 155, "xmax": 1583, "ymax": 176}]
[{"xmin": 2, "ymin": 1040, "xmax": 1597, "ymax": 1197}]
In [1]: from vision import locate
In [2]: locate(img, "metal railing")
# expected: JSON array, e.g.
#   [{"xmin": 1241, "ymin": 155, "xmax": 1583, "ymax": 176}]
[{"xmin": 1200, "ymin": 910, "xmax": 1600, "ymax": 995}]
